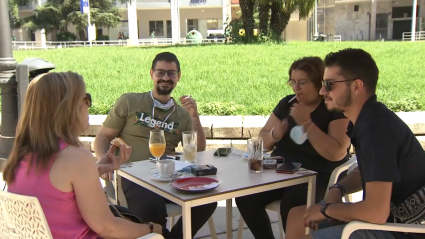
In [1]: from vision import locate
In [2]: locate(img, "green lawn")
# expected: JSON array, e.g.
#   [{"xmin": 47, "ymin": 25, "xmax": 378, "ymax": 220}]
[{"xmin": 12, "ymin": 41, "xmax": 425, "ymax": 115}]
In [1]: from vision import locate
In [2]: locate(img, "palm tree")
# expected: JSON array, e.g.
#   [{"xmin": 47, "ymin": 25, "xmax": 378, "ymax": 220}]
[
  {"xmin": 239, "ymin": 0, "xmax": 256, "ymax": 42},
  {"xmin": 241, "ymin": 0, "xmax": 316, "ymax": 41},
  {"xmin": 11, "ymin": 0, "xmax": 129, "ymax": 40}
]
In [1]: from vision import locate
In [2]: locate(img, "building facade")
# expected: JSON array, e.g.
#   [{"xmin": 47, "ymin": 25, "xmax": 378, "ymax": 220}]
[{"xmin": 12, "ymin": 0, "xmax": 425, "ymax": 42}]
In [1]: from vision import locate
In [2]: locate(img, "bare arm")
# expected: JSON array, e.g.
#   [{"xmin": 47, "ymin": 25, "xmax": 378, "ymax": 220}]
[
  {"xmin": 94, "ymin": 126, "xmax": 121, "ymax": 161},
  {"xmin": 259, "ymin": 114, "xmax": 288, "ymax": 151},
  {"xmin": 193, "ymin": 116, "xmax": 206, "ymax": 151},
  {"xmin": 305, "ymin": 119, "xmax": 351, "ymax": 161},
  {"xmin": 326, "ymin": 182, "xmax": 392, "ymax": 224},
  {"xmin": 325, "ymin": 166, "xmax": 363, "ymax": 203},
  {"xmin": 70, "ymin": 148, "xmax": 162, "ymax": 238}
]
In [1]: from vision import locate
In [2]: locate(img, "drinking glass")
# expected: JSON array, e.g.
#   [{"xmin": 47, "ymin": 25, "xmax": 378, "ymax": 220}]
[
  {"xmin": 247, "ymin": 137, "xmax": 263, "ymax": 173},
  {"xmin": 149, "ymin": 129, "xmax": 166, "ymax": 163},
  {"xmin": 182, "ymin": 131, "xmax": 197, "ymax": 163}
]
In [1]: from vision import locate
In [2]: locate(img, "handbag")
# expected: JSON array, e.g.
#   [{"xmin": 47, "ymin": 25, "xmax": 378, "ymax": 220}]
[
  {"xmin": 390, "ymin": 184, "xmax": 425, "ymax": 225},
  {"xmin": 106, "ymin": 192, "xmax": 144, "ymax": 224}
]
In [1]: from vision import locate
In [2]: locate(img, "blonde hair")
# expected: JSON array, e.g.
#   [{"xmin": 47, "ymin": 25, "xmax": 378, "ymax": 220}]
[{"xmin": 3, "ymin": 71, "xmax": 87, "ymax": 184}]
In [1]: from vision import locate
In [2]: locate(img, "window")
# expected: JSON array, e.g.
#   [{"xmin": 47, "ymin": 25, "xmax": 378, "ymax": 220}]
[
  {"xmin": 207, "ymin": 19, "xmax": 218, "ymax": 30},
  {"xmin": 187, "ymin": 19, "xmax": 198, "ymax": 31},
  {"xmin": 167, "ymin": 20, "xmax": 172, "ymax": 38},
  {"xmin": 149, "ymin": 21, "xmax": 164, "ymax": 36},
  {"xmin": 354, "ymin": 5, "xmax": 359, "ymax": 12}
]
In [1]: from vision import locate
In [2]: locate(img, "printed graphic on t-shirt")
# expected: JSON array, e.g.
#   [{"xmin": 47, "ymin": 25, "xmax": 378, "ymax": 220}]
[{"xmin": 135, "ymin": 111, "xmax": 180, "ymax": 135}]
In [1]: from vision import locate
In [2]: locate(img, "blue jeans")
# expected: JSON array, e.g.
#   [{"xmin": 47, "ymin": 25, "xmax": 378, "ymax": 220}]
[{"xmin": 311, "ymin": 201, "xmax": 394, "ymax": 239}]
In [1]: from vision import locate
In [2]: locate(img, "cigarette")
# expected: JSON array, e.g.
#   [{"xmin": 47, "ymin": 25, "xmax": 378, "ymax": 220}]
[{"xmin": 289, "ymin": 96, "xmax": 296, "ymax": 103}]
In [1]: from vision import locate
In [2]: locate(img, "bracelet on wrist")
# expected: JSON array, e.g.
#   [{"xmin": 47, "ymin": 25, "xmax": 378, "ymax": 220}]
[
  {"xmin": 328, "ymin": 183, "xmax": 346, "ymax": 196},
  {"xmin": 270, "ymin": 127, "xmax": 282, "ymax": 142},
  {"xmin": 320, "ymin": 203, "xmax": 332, "ymax": 219}
]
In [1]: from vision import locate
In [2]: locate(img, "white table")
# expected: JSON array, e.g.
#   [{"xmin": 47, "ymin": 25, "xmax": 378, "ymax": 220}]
[{"xmin": 117, "ymin": 150, "xmax": 317, "ymax": 239}]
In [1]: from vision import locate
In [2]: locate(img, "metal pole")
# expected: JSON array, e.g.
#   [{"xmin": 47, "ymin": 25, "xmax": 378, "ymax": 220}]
[
  {"xmin": 314, "ymin": 0, "xmax": 318, "ymax": 36},
  {"xmin": 0, "ymin": 0, "xmax": 18, "ymax": 169},
  {"xmin": 88, "ymin": 0, "xmax": 92, "ymax": 48},
  {"xmin": 411, "ymin": 0, "xmax": 418, "ymax": 41}
]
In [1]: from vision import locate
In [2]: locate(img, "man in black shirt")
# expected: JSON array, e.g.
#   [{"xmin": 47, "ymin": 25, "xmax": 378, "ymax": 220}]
[{"xmin": 285, "ymin": 48, "xmax": 425, "ymax": 239}]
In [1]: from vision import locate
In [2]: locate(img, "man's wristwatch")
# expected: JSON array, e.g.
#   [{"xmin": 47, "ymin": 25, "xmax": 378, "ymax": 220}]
[
  {"xmin": 328, "ymin": 183, "xmax": 346, "ymax": 196},
  {"xmin": 147, "ymin": 222, "xmax": 154, "ymax": 233},
  {"xmin": 320, "ymin": 203, "xmax": 332, "ymax": 219}
]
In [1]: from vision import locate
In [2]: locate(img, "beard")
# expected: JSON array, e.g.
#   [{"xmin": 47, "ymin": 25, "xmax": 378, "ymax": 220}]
[
  {"xmin": 156, "ymin": 80, "xmax": 175, "ymax": 95},
  {"xmin": 333, "ymin": 87, "xmax": 353, "ymax": 112}
]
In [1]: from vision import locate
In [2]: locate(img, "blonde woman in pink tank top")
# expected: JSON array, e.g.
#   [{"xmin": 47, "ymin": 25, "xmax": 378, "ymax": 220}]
[{"xmin": 3, "ymin": 72, "xmax": 162, "ymax": 239}]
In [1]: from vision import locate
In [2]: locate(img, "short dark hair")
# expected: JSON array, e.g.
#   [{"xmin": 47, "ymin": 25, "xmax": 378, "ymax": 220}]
[
  {"xmin": 151, "ymin": 52, "xmax": 181, "ymax": 72},
  {"xmin": 324, "ymin": 48, "xmax": 379, "ymax": 94},
  {"xmin": 288, "ymin": 56, "xmax": 324, "ymax": 89}
]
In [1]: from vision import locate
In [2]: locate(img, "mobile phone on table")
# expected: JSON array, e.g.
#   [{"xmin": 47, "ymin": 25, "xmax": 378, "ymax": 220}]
[
  {"xmin": 213, "ymin": 147, "xmax": 232, "ymax": 157},
  {"xmin": 276, "ymin": 162, "xmax": 302, "ymax": 174}
]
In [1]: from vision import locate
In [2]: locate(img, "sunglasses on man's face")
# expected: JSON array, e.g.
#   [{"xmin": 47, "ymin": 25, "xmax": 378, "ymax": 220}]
[
  {"xmin": 83, "ymin": 93, "xmax": 92, "ymax": 107},
  {"xmin": 322, "ymin": 79, "xmax": 356, "ymax": 92},
  {"xmin": 153, "ymin": 69, "xmax": 179, "ymax": 78}
]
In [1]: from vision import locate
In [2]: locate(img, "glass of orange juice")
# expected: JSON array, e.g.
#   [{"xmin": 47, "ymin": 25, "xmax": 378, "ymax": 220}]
[{"xmin": 149, "ymin": 129, "xmax": 166, "ymax": 163}]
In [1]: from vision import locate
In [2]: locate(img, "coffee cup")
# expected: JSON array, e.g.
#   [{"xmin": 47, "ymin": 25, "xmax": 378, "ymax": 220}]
[{"xmin": 156, "ymin": 160, "xmax": 175, "ymax": 179}]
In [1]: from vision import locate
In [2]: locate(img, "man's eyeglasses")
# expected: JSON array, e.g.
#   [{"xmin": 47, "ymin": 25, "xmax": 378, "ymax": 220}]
[
  {"xmin": 83, "ymin": 93, "xmax": 92, "ymax": 107},
  {"xmin": 322, "ymin": 79, "xmax": 356, "ymax": 92},
  {"xmin": 153, "ymin": 69, "xmax": 179, "ymax": 78}
]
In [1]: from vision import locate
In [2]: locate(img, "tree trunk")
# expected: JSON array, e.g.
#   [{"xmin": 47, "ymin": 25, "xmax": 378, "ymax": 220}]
[
  {"xmin": 79, "ymin": 29, "xmax": 86, "ymax": 41},
  {"xmin": 258, "ymin": 2, "xmax": 270, "ymax": 35},
  {"xmin": 270, "ymin": 1, "xmax": 292, "ymax": 41},
  {"xmin": 239, "ymin": 0, "xmax": 255, "ymax": 42}
]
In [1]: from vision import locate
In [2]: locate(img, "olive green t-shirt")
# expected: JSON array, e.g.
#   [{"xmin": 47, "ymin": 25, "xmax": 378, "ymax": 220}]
[{"xmin": 103, "ymin": 92, "xmax": 192, "ymax": 163}]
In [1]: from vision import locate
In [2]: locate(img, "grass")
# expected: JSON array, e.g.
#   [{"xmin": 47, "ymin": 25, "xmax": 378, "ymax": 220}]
[{"xmin": 12, "ymin": 41, "xmax": 425, "ymax": 115}]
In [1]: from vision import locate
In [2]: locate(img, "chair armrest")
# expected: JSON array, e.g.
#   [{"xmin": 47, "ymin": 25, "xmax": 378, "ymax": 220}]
[
  {"xmin": 341, "ymin": 221, "xmax": 425, "ymax": 239},
  {"xmin": 137, "ymin": 233, "xmax": 164, "ymax": 239},
  {"xmin": 327, "ymin": 155, "xmax": 357, "ymax": 187}
]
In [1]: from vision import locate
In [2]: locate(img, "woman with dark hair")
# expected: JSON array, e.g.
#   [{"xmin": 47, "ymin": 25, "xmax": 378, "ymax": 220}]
[{"xmin": 235, "ymin": 57, "xmax": 351, "ymax": 239}]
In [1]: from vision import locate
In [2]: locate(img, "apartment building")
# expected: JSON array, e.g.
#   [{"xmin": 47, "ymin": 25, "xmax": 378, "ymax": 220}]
[{"xmin": 12, "ymin": 0, "xmax": 425, "ymax": 42}]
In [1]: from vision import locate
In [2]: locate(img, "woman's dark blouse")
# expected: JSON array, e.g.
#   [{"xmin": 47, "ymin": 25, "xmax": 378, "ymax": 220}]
[{"xmin": 271, "ymin": 94, "xmax": 349, "ymax": 174}]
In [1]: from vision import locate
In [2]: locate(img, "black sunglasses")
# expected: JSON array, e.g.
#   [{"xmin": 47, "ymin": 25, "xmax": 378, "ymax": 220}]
[
  {"xmin": 322, "ymin": 79, "xmax": 356, "ymax": 92},
  {"xmin": 153, "ymin": 69, "xmax": 179, "ymax": 78},
  {"xmin": 83, "ymin": 93, "xmax": 92, "ymax": 107}
]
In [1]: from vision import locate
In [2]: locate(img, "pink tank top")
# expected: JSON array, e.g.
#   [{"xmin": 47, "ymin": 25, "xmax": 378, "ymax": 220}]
[{"xmin": 8, "ymin": 140, "xmax": 101, "ymax": 239}]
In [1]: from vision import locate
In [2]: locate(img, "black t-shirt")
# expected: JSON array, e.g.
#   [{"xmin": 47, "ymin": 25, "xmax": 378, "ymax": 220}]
[
  {"xmin": 271, "ymin": 94, "xmax": 349, "ymax": 175},
  {"xmin": 349, "ymin": 95, "xmax": 425, "ymax": 239}
]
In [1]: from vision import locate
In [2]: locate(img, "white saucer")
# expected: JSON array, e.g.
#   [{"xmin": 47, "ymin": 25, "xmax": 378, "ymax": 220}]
[{"xmin": 150, "ymin": 173, "xmax": 173, "ymax": 182}]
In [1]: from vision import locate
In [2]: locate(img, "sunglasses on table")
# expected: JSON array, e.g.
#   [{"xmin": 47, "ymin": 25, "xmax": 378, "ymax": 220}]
[
  {"xmin": 83, "ymin": 93, "xmax": 92, "ymax": 107},
  {"xmin": 153, "ymin": 69, "xmax": 179, "ymax": 78}
]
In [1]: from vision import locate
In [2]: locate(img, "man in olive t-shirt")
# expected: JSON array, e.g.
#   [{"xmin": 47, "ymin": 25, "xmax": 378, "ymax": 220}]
[{"xmin": 94, "ymin": 52, "xmax": 216, "ymax": 239}]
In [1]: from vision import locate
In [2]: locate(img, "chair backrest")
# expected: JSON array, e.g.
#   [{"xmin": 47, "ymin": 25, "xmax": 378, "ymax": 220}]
[
  {"xmin": 324, "ymin": 154, "xmax": 358, "ymax": 200},
  {"xmin": 0, "ymin": 190, "xmax": 53, "ymax": 239}
]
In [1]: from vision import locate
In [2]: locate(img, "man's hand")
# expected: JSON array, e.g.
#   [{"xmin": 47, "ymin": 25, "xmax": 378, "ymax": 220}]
[
  {"xmin": 180, "ymin": 95, "xmax": 199, "ymax": 118},
  {"xmin": 290, "ymin": 103, "xmax": 312, "ymax": 125},
  {"xmin": 97, "ymin": 144, "xmax": 132, "ymax": 177},
  {"xmin": 101, "ymin": 171, "xmax": 114, "ymax": 182},
  {"xmin": 303, "ymin": 204, "xmax": 326, "ymax": 228}
]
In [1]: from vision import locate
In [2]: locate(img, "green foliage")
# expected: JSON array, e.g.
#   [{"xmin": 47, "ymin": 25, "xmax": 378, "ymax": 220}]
[
  {"xmin": 57, "ymin": 31, "xmax": 77, "ymax": 41},
  {"xmin": 96, "ymin": 35, "xmax": 110, "ymax": 40},
  {"xmin": 11, "ymin": 42, "xmax": 425, "ymax": 115},
  {"xmin": 14, "ymin": 0, "xmax": 123, "ymax": 36}
]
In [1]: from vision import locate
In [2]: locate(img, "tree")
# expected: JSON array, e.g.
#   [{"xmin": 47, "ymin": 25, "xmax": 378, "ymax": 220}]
[
  {"xmin": 239, "ymin": 0, "xmax": 256, "ymax": 42},
  {"xmin": 7, "ymin": 0, "xmax": 22, "ymax": 31},
  {"xmin": 238, "ymin": 0, "xmax": 315, "ymax": 42},
  {"xmin": 14, "ymin": 0, "xmax": 127, "ymax": 40}
]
